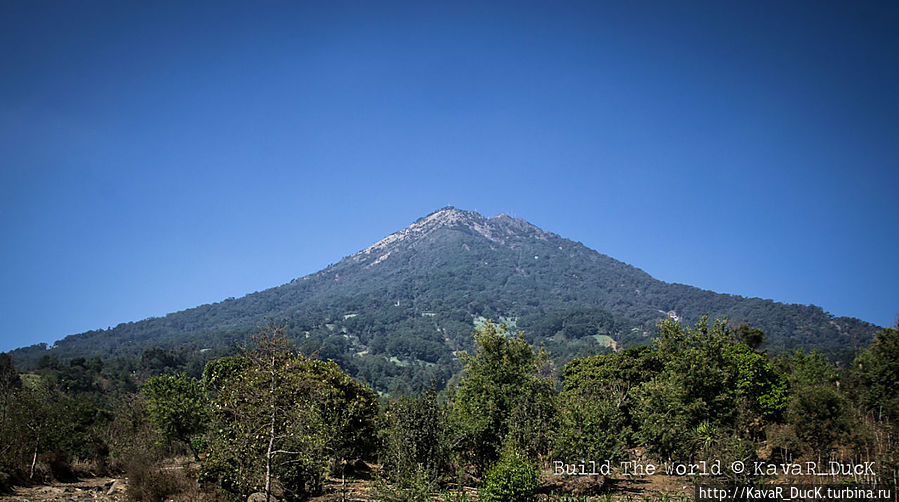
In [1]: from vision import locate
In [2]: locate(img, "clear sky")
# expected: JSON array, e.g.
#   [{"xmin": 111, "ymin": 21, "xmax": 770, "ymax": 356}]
[{"xmin": 1, "ymin": 1, "xmax": 897, "ymax": 352}]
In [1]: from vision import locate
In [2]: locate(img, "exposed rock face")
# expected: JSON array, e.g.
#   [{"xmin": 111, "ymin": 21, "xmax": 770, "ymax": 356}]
[{"xmin": 360, "ymin": 206, "xmax": 550, "ymax": 257}]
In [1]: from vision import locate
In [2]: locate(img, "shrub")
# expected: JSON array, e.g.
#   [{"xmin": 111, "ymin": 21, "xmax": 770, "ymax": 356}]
[
  {"xmin": 479, "ymin": 449, "xmax": 540, "ymax": 502},
  {"xmin": 125, "ymin": 458, "xmax": 198, "ymax": 502},
  {"xmin": 372, "ymin": 464, "xmax": 437, "ymax": 502},
  {"xmin": 103, "ymin": 395, "xmax": 159, "ymax": 472}
]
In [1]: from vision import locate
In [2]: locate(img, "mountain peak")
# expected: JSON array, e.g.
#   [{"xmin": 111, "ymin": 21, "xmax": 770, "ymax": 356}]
[
  {"xmin": 358, "ymin": 207, "xmax": 552, "ymax": 259},
  {"xmin": 419, "ymin": 206, "xmax": 483, "ymax": 225},
  {"xmin": 12, "ymin": 206, "xmax": 878, "ymax": 382},
  {"xmin": 361, "ymin": 207, "xmax": 488, "ymax": 256}
]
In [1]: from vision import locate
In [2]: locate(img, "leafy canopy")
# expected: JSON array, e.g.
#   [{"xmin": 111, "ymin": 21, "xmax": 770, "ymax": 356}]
[
  {"xmin": 141, "ymin": 372, "xmax": 208, "ymax": 460},
  {"xmin": 450, "ymin": 322, "xmax": 555, "ymax": 473}
]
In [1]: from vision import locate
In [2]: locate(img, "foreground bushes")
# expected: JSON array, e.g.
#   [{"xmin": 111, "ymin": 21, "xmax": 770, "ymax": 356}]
[
  {"xmin": 480, "ymin": 449, "xmax": 539, "ymax": 502},
  {"xmin": 1, "ymin": 319, "xmax": 897, "ymax": 500},
  {"xmin": 125, "ymin": 457, "xmax": 201, "ymax": 502}
]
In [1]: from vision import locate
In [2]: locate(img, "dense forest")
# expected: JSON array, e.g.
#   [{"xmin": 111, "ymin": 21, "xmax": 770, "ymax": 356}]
[
  {"xmin": 10, "ymin": 209, "xmax": 880, "ymax": 396},
  {"xmin": 1, "ymin": 317, "xmax": 896, "ymax": 501}
]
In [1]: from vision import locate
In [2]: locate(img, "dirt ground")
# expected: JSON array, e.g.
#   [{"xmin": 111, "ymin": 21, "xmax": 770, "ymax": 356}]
[
  {"xmin": 0, "ymin": 469, "xmax": 695, "ymax": 502},
  {"xmin": 0, "ymin": 477, "xmax": 126, "ymax": 502},
  {"xmin": 606, "ymin": 474, "xmax": 695, "ymax": 499}
]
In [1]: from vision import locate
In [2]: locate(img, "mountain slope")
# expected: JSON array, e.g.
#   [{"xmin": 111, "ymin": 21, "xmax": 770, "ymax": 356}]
[{"xmin": 11, "ymin": 207, "xmax": 878, "ymax": 391}]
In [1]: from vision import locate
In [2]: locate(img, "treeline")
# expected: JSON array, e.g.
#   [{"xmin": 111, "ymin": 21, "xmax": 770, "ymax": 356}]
[{"xmin": 0, "ymin": 318, "xmax": 896, "ymax": 501}]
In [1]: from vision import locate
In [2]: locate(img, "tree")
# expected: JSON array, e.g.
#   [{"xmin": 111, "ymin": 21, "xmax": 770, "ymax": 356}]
[
  {"xmin": 851, "ymin": 327, "xmax": 899, "ymax": 421},
  {"xmin": 450, "ymin": 322, "xmax": 555, "ymax": 474},
  {"xmin": 0, "ymin": 353, "xmax": 20, "ymax": 397},
  {"xmin": 200, "ymin": 322, "xmax": 378, "ymax": 502},
  {"xmin": 380, "ymin": 389, "xmax": 450, "ymax": 484},
  {"xmin": 554, "ymin": 389, "xmax": 628, "ymax": 464},
  {"xmin": 785, "ymin": 382, "xmax": 848, "ymax": 456},
  {"xmin": 142, "ymin": 373, "xmax": 208, "ymax": 460},
  {"xmin": 727, "ymin": 344, "xmax": 788, "ymax": 422},
  {"xmin": 735, "ymin": 323, "xmax": 766, "ymax": 350},
  {"xmin": 769, "ymin": 349, "xmax": 850, "ymax": 458},
  {"xmin": 556, "ymin": 345, "xmax": 661, "ymax": 461},
  {"xmin": 0, "ymin": 352, "xmax": 21, "ymax": 466},
  {"xmin": 1, "ymin": 377, "xmax": 73, "ymax": 481},
  {"xmin": 632, "ymin": 317, "xmax": 786, "ymax": 458},
  {"xmin": 201, "ymin": 356, "xmax": 246, "ymax": 397}
]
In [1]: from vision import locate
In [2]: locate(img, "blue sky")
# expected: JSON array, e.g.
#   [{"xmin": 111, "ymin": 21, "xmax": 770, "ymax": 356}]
[{"xmin": 1, "ymin": 1, "xmax": 897, "ymax": 352}]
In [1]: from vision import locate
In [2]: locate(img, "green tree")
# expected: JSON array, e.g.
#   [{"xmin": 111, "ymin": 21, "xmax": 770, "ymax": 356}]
[
  {"xmin": 632, "ymin": 317, "xmax": 786, "ymax": 458},
  {"xmin": 201, "ymin": 322, "xmax": 378, "ymax": 501},
  {"xmin": 449, "ymin": 322, "xmax": 555, "ymax": 474},
  {"xmin": 786, "ymin": 383, "xmax": 848, "ymax": 456},
  {"xmin": 554, "ymin": 384, "xmax": 629, "ymax": 463},
  {"xmin": 1, "ymin": 377, "xmax": 74, "ymax": 481},
  {"xmin": 774, "ymin": 350, "xmax": 850, "ymax": 457},
  {"xmin": 0, "ymin": 352, "xmax": 22, "ymax": 475},
  {"xmin": 735, "ymin": 323, "xmax": 766, "ymax": 350},
  {"xmin": 201, "ymin": 356, "xmax": 246, "ymax": 397},
  {"xmin": 556, "ymin": 345, "xmax": 660, "ymax": 461},
  {"xmin": 727, "ymin": 344, "xmax": 788, "ymax": 422},
  {"xmin": 0, "ymin": 353, "xmax": 20, "ymax": 396},
  {"xmin": 380, "ymin": 388, "xmax": 451, "ymax": 492},
  {"xmin": 142, "ymin": 373, "xmax": 208, "ymax": 460},
  {"xmin": 851, "ymin": 327, "xmax": 899, "ymax": 421}
]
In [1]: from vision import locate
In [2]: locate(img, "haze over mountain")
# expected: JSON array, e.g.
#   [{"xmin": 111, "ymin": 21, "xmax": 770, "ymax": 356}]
[{"xmin": 11, "ymin": 207, "xmax": 878, "ymax": 392}]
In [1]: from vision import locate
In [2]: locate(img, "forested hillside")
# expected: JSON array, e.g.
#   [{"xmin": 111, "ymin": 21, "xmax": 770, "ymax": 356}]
[{"xmin": 10, "ymin": 207, "xmax": 878, "ymax": 393}]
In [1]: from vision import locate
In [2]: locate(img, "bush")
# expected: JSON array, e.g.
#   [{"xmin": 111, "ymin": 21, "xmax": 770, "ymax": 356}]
[
  {"xmin": 480, "ymin": 449, "xmax": 540, "ymax": 502},
  {"xmin": 102, "ymin": 395, "xmax": 159, "ymax": 472},
  {"xmin": 372, "ymin": 464, "xmax": 437, "ymax": 502},
  {"xmin": 125, "ymin": 458, "xmax": 198, "ymax": 502}
]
